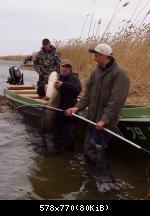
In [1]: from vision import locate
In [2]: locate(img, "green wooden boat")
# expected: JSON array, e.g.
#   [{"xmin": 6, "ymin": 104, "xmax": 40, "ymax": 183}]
[
  {"xmin": 4, "ymin": 85, "xmax": 150, "ymax": 152},
  {"xmin": 4, "ymin": 84, "xmax": 48, "ymax": 117}
]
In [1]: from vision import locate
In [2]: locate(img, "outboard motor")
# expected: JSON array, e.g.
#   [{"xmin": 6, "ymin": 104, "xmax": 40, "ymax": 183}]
[{"xmin": 7, "ymin": 66, "xmax": 24, "ymax": 85}]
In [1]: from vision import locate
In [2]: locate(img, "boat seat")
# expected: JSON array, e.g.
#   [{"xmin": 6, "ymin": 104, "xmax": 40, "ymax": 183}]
[
  {"xmin": 11, "ymin": 89, "xmax": 37, "ymax": 94},
  {"xmin": 8, "ymin": 85, "xmax": 35, "ymax": 90},
  {"xmin": 19, "ymin": 94, "xmax": 40, "ymax": 99}
]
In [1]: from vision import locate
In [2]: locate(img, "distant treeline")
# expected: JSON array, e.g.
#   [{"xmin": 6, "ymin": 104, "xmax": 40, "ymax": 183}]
[{"xmin": 0, "ymin": 55, "xmax": 25, "ymax": 61}]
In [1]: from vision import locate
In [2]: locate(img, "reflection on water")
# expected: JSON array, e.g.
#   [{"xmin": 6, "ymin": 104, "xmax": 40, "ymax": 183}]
[
  {"xmin": 0, "ymin": 60, "xmax": 150, "ymax": 200},
  {"xmin": 28, "ymin": 144, "xmax": 150, "ymax": 200},
  {"xmin": 0, "ymin": 110, "xmax": 37, "ymax": 199},
  {"xmin": 29, "ymin": 153, "xmax": 86, "ymax": 200}
]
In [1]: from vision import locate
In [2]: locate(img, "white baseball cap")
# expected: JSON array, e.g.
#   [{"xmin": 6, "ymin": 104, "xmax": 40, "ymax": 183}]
[{"xmin": 88, "ymin": 43, "xmax": 113, "ymax": 56}]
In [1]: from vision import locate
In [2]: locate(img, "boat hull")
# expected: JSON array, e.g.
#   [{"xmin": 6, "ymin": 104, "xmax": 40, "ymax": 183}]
[
  {"xmin": 4, "ymin": 85, "xmax": 150, "ymax": 152},
  {"xmin": 116, "ymin": 118, "xmax": 150, "ymax": 150}
]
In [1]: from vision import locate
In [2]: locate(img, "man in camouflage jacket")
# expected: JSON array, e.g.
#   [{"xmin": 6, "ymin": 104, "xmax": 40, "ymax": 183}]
[{"xmin": 34, "ymin": 38, "xmax": 60, "ymax": 97}]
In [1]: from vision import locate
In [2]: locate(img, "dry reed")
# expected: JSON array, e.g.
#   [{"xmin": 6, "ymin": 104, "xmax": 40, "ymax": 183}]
[
  {"xmin": 0, "ymin": 0, "xmax": 150, "ymax": 105},
  {"xmin": 57, "ymin": 24, "xmax": 150, "ymax": 105}
]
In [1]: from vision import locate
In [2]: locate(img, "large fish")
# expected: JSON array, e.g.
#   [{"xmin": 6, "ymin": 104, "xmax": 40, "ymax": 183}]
[{"xmin": 42, "ymin": 71, "xmax": 60, "ymax": 132}]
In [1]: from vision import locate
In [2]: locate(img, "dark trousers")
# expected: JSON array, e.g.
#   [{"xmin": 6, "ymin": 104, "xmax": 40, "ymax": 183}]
[
  {"xmin": 37, "ymin": 83, "xmax": 45, "ymax": 97},
  {"xmin": 52, "ymin": 113, "xmax": 77, "ymax": 154},
  {"xmin": 84, "ymin": 125, "xmax": 113, "ymax": 178}
]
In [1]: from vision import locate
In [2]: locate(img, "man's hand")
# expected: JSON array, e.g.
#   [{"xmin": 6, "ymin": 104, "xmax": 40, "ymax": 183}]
[
  {"xmin": 96, "ymin": 120, "xmax": 105, "ymax": 130},
  {"xmin": 65, "ymin": 107, "xmax": 79, "ymax": 116},
  {"xmin": 54, "ymin": 81, "xmax": 62, "ymax": 89}
]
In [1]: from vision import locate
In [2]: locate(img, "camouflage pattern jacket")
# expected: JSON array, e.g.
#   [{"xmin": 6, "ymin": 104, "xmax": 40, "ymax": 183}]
[{"xmin": 34, "ymin": 46, "xmax": 60, "ymax": 85}]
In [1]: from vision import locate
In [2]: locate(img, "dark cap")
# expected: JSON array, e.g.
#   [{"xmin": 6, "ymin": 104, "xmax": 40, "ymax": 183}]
[
  {"xmin": 42, "ymin": 38, "xmax": 50, "ymax": 45},
  {"xmin": 60, "ymin": 59, "xmax": 72, "ymax": 68}
]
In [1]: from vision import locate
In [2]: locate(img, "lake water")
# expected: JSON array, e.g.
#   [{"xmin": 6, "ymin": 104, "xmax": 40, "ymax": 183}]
[{"xmin": 0, "ymin": 60, "xmax": 150, "ymax": 200}]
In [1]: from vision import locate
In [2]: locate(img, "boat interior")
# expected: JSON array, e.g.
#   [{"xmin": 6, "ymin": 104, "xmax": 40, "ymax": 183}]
[
  {"xmin": 7, "ymin": 84, "xmax": 48, "ymax": 105},
  {"xmin": 7, "ymin": 84, "xmax": 150, "ymax": 118}
]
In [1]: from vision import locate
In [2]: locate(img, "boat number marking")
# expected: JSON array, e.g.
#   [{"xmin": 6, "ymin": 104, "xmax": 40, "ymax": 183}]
[{"xmin": 126, "ymin": 127, "xmax": 146, "ymax": 140}]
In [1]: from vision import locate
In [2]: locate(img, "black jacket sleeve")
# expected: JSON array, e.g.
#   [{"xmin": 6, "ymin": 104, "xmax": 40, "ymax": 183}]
[{"xmin": 61, "ymin": 75, "xmax": 82, "ymax": 97}]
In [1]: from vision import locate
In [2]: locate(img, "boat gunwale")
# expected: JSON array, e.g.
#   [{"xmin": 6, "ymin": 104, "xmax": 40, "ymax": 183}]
[
  {"xmin": 4, "ymin": 86, "xmax": 150, "ymax": 120},
  {"xmin": 4, "ymin": 87, "xmax": 44, "ymax": 106}
]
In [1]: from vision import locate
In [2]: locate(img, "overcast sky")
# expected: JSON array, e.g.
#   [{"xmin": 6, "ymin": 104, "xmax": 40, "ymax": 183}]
[{"xmin": 0, "ymin": 0, "xmax": 149, "ymax": 55}]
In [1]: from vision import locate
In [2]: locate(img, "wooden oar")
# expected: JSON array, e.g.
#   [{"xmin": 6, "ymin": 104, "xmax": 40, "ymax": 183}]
[
  {"xmin": 15, "ymin": 104, "xmax": 150, "ymax": 155},
  {"xmin": 72, "ymin": 113, "xmax": 150, "ymax": 155}
]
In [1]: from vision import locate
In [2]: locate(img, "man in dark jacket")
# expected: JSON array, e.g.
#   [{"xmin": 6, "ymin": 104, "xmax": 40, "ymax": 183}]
[
  {"xmin": 34, "ymin": 38, "xmax": 60, "ymax": 97},
  {"xmin": 66, "ymin": 43, "xmax": 130, "ymax": 192},
  {"xmin": 52, "ymin": 59, "xmax": 81, "ymax": 154}
]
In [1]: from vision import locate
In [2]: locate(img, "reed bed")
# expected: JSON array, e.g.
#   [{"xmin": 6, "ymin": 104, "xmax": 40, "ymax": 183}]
[
  {"xmin": 58, "ymin": 24, "xmax": 150, "ymax": 105},
  {"xmin": 57, "ymin": 0, "xmax": 150, "ymax": 105},
  {"xmin": 1, "ymin": 1, "xmax": 150, "ymax": 105}
]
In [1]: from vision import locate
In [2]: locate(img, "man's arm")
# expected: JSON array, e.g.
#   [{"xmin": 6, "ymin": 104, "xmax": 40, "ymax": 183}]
[
  {"xmin": 60, "ymin": 76, "xmax": 82, "ymax": 96},
  {"xmin": 65, "ymin": 73, "xmax": 94, "ymax": 116},
  {"xmin": 75, "ymin": 73, "xmax": 94, "ymax": 111},
  {"xmin": 34, "ymin": 53, "xmax": 47, "ymax": 76},
  {"xmin": 101, "ymin": 72, "xmax": 130, "ymax": 124}
]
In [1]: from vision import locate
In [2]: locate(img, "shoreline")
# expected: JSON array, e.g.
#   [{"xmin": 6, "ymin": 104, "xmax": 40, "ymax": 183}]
[{"xmin": 0, "ymin": 56, "xmax": 25, "ymax": 61}]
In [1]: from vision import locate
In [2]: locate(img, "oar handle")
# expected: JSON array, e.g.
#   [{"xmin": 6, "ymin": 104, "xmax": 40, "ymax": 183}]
[
  {"xmin": 72, "ymin": 113, "xmax": 150, "ymax": 155},
  {"xmin": 72, "ymin": 113, "xmax": 96, "ymax": 126},
  {"xmin": 15, "ymin": 105, "xmax": 150, "ymax": 155}
]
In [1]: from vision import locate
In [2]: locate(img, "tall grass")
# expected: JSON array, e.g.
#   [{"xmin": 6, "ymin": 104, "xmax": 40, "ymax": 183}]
[
  {"xmin": 0, "ymin": 1, "xmax": 150, "ymax": 105},
  {"xmin": 58, "ymin": 23, "xmax": 150, "ymax": 105}
]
